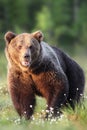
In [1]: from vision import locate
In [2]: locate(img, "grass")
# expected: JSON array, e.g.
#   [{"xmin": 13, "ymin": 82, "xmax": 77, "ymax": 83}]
[{"xmin": 0, "ymin": 50, "xmax": 87, "ymax": 130}]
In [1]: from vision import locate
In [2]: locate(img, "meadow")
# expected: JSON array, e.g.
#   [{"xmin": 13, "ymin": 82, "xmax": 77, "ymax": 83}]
[{"xmin": 0, "ymin": 47, "xmax": 87, "ymax": 130}]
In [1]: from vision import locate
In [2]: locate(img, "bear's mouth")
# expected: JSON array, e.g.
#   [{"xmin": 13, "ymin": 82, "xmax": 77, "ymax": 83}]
[{"xmin": 21, "ymin": 61, "xmax": 30, "ymax": 67}]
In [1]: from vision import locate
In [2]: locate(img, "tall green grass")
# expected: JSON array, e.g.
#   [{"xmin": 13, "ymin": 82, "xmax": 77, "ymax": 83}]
[
  {"xmin": 0, "ymin": 86, "xmax": 87, "ymax": 130},
  {"xmin": 0, "ymin": 52, "xmax": 7, "ymax": 83}
]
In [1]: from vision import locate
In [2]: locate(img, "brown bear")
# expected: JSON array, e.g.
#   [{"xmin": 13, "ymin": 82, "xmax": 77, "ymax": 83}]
[{"xmin": 4, "ymin": 31, "xmax": 85, "ymax": 120}]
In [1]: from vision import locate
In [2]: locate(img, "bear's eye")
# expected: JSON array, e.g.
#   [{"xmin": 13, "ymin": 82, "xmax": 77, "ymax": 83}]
[
  {"xmin": 29, "ymin": 45, "xmax": 33, "ymax": 50},
  {"xmin": 18, "ymin": 45, "xmax": 22, "ymax": 50}
]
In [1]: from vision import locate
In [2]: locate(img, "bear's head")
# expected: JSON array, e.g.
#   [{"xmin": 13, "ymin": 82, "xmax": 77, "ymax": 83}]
[{"xmin": 5, "ymin": 31, "xmax": 43, "ymax": 71}]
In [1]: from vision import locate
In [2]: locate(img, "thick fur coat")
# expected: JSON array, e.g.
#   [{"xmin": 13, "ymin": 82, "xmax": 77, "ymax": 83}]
[{"xmin": 4, "ymin": 31, "xmax": 85, "ymax": 119}]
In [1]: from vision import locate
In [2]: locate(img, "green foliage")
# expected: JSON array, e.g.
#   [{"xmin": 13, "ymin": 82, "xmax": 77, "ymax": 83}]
[
  {"xmin": 0, "ymin": 0, "xmax": 87, "ymax": 52},
  {"xmin": 0, "ymin": 52, "xmax": 7, "ymax": 82},
  {"xmin": 35, "ymin": 6, "xmax": 54, "ymax": 44}
]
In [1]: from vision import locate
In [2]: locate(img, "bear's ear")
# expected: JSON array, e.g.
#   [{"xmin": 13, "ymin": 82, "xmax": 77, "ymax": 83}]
[
  {"xmin": 4, "ymin": 31, "xmax": 16, "ymax": 44},
  {"xmin": 32, "ymin": 31, "xmax": 44, "ymax": 42}
]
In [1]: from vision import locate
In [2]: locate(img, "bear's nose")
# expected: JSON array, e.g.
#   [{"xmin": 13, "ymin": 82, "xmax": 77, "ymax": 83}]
[{"xmin": 24, "ymin": 53, "xmax": 30, "ymax": 59}]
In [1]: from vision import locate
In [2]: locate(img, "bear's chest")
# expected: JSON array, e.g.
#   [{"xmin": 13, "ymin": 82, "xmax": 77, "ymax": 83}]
[{"xmin": 31, "ymin": 71, "xmax": 59, "ymax": 95}]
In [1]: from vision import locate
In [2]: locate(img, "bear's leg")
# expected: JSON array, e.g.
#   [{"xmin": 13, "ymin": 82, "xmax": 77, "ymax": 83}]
[
  {"xmin": 66, "ymin": 73, "xmax": 85, "ymax": 109},
  {"xmin": 47, "ymin": 91, "xmax": 68, "ymax": 118},
  {"xmin": 9, "ymin": 87, "xmax": 36, "ymax": 120},
  {"xmin": 46, "ymin": 81, "xmax": 69, "ymax": 119},
  {"xmin": 67, "ymin": 88, "xmax": 84, "ymax": 109}
]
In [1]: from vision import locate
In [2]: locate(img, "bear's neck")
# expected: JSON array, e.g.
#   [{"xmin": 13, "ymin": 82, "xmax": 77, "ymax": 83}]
[{"xmin": 30, "ymin": 49, "xmax": 51, "ymax": 74}]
